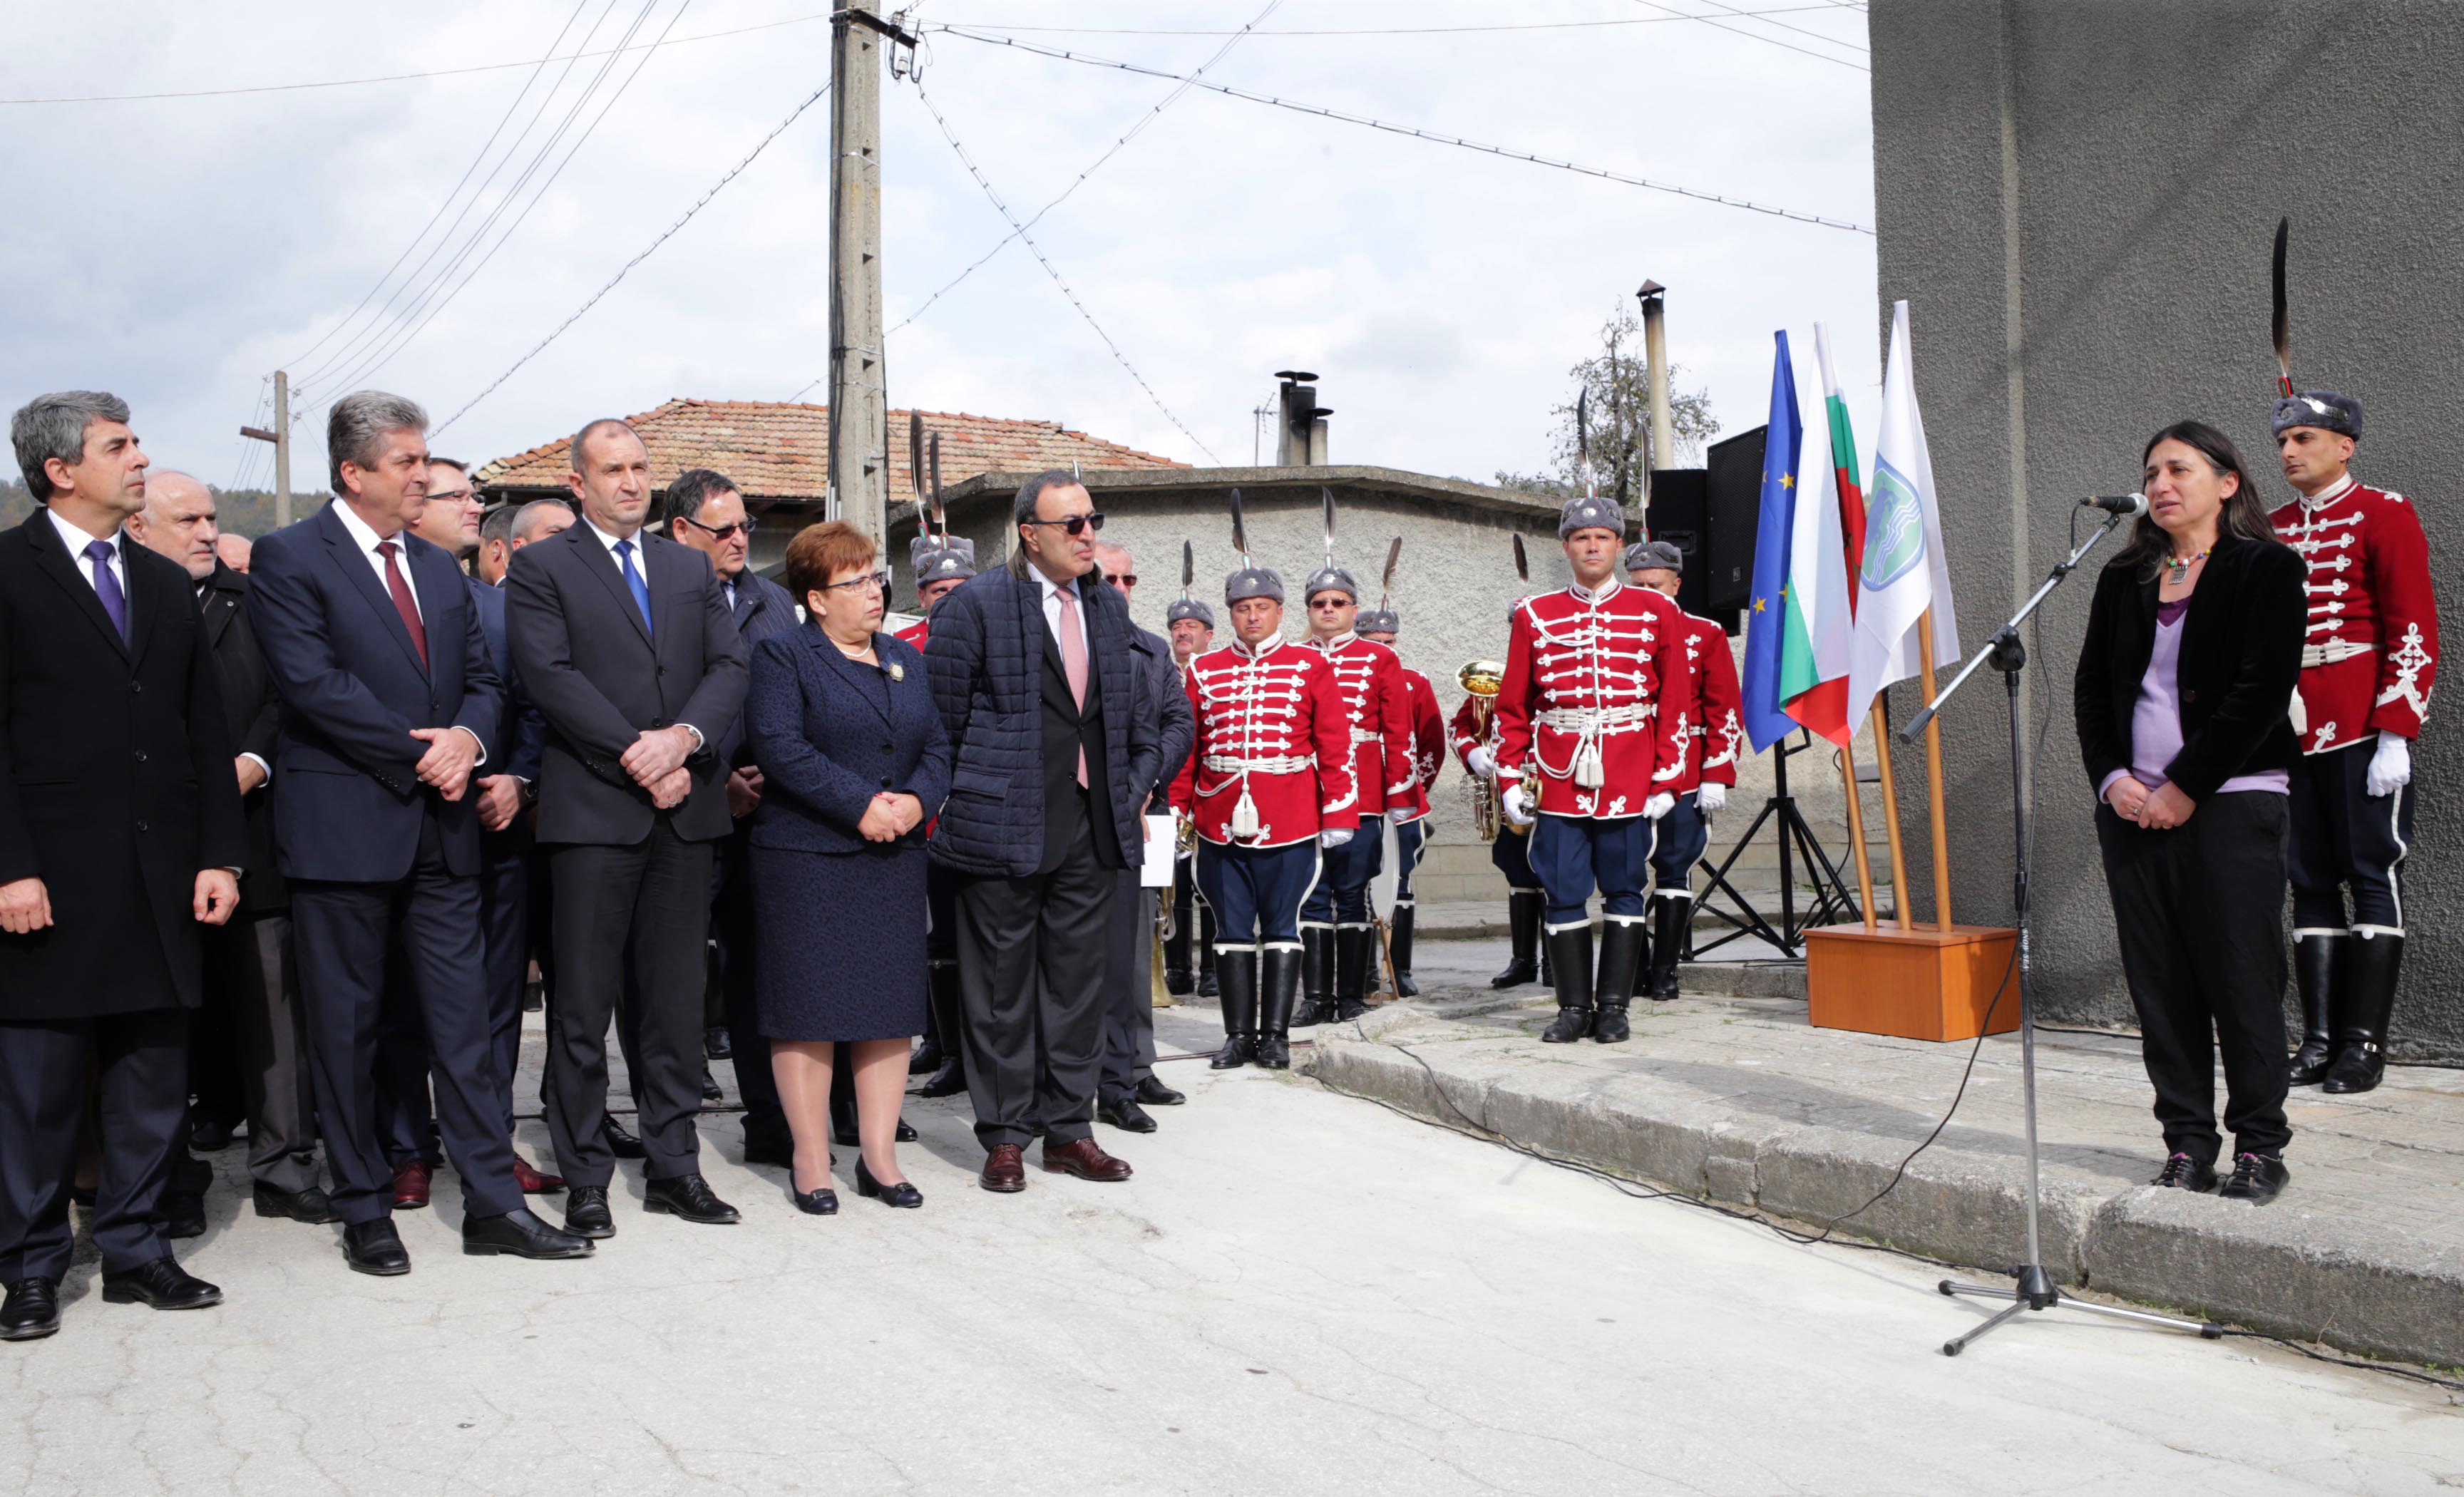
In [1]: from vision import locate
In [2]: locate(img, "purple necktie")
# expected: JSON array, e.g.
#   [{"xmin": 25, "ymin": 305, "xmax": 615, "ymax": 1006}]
[{"xmin": 85, "ymin": 539, "xmax": 128, "ymax": 639}]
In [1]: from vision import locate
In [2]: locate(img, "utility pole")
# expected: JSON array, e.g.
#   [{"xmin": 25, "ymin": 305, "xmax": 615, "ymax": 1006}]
[
  {"xmin": 1637, "ymin": 282, "xmax": 1674, "ymax": 478},
  {"xmin": 239, "ymin": 368, "xmax": 294, "ymax": 527},
  {"xmin": 828, "ymin": 8, "xmax": 915, "ymax": 547}
]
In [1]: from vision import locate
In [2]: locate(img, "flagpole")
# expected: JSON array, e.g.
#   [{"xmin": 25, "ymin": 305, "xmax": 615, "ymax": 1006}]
[
  {"xmin": 1867, "ymin": 703, "xmax": 1911, "ymax": 930},
  {"xmin": 1837, "ymin": 739, "xmax": 1877, "ymax": 930},
  {"xmin": 1916, "ymin": 607, "xmax": 1954, "ymax": 932}
]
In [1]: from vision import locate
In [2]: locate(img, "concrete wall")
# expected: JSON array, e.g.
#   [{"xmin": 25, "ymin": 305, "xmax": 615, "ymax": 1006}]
[{"xmin": 1870, "ymin": 0, "xmax": 2463, "ymax": 1057}]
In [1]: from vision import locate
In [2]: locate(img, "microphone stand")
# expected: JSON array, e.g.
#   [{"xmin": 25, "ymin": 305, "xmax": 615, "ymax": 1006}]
[{"xmin": 1899, "ymin": 505, "xmax": 2223, "ymax": 1356}]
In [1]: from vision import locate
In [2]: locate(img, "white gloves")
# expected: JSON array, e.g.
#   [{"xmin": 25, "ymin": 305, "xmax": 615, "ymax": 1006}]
[
  {"xmin": 2366, "ymin": 734, "xmax": 2413, "ymax": 798},
  {"xmin": 1466, "ymin": 746, "xmax": 1496, "ymax": 777},
  {"xmin": 1501, "ymin": 782, "xmax": 1531, "ymax": 825},
  {"xmin": 1643, "ymin": 792, "xmax": 1675, "ymax": 820},
  {"xmin": 1696, "ymin": 783, "xmax": 1727, "ymax": 815},
  {"xmin": 1319, "ymin": 828, "xmax": 1355, "ymax": 849}
]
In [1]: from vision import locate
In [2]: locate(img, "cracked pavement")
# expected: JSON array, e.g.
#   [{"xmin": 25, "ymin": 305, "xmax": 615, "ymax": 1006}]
[{"xmin": 2, "ymin": 999, "xmax": 2459, "ymax": 1496}]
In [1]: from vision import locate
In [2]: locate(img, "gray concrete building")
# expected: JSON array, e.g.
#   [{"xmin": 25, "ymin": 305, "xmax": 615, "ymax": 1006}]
[{"xmin": 1869, "ymin": 1, "xmax": 2460, "ymax": 1057}]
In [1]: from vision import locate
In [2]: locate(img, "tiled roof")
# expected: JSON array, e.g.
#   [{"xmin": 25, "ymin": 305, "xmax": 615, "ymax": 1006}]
[{"xmin": 474, "ymin": 397, "xmax": 1186, "ymax": 500}]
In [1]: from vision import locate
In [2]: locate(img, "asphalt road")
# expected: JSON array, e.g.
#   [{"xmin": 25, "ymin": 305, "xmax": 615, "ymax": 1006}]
[{"xmin": 4, "ymin": 1004, "xmax": 2458, "ymax": 1496}]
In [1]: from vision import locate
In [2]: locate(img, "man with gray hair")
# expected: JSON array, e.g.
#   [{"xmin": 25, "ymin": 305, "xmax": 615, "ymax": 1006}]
[
  {"xmin": 476, "ymin": 498, "xmax": 573, "ymax": 587},
  {"xmin": 1, "ymin": 393, "xmax": 245, "ymax": 1339},
  {"xmin": 250, "ymin": 390, "xmax": 590, "ymax": 1273}
]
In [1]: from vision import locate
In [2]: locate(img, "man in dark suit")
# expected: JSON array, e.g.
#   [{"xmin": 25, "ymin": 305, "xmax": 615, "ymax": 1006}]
[
  {"xmin": 662, "ymin": 467, "xmax": 797, "ymax": 1163},
  {"xmin": 508, "ymin": 419, "xmax": 748, "ymax": 1237},
  {"xmin": 248, "ymin": 391, "xmax": 589, "ymax": 1275},
  {"xmin": 1089, "ymin": 541, "xmax": 1193, "ymax": 1134},
  {"xmin": 125, "ymin": 470, "xmax": 330, "ymax": 1226},
  {"xmin": 366, "ymin": 458, "xmax": 564, "ymax": 1208},
  {"xmin": 924, "ymin": 470, "xmax": 1159, "ymax": 1193},
  {"xmin": 1, "ymin": 393, "xmax": 243, "ymax": 1340}
]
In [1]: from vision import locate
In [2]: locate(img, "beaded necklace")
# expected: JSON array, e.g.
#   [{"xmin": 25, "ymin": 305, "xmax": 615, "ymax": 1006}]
[{"xmin": 2165, "ymin": 547, "xmax": 2209, "ymax": 585}]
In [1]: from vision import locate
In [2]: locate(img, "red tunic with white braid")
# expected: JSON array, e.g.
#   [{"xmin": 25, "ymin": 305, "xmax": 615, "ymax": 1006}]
[
  {"xmin": 1390, "ymin": 665, "xmax": 1445, "ymax": 823},
  {"xmin": 892, "ymin": 617, "xmax": 930, "ymax": 649},
  {"xmin": 1172, "ymin": 638, "xmax": 1357, "ymax": 848},
  {"xmin": 1668, "ymin": 610, "xmax": 1744, "ymax": 791},
  {"xmin": 2269, "ymin": 474, "xmax": 2440, "ymax": 754},
  {"xmin": 1449, "ymin": 693, "xmax": 1494, "ymax": 769},
  {"xmin": 1491, "ymin": 580, "xmax": 1696, "ymax": 819},
  {"xmin": 1299, "ymin": 634, "xmax": 1424, "ymax": 824}
]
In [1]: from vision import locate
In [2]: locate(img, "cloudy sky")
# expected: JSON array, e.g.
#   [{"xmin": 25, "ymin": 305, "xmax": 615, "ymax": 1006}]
[{"xmin": 4, "ymin": 0, "xmax": 1878, "ymax": 495}]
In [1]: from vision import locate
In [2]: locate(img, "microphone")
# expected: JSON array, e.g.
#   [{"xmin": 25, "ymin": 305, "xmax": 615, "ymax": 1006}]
[{"xmin": 2080, "ymin": 493, "xmax": 2149, "ymax": 516}]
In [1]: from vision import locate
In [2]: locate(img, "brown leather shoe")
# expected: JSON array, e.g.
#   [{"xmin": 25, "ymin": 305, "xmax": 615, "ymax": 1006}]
[
  {"xmin": 1042, "ymin": 1136, "xmax": 1131, "ymax": 1183},
  {"xmin": 391, "ymin": 1158, "xmax": 433, "ymax": 1210},
  {"xmin": 512, "ymin": 1153, "xmax": 565, "ymax": 1195},
  {"xmin": 979, "ymin": 1143, "xmax": 1027, "ymax": 1193}
]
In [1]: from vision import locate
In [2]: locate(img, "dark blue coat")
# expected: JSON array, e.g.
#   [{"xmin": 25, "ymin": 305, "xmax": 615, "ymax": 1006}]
[
  {"xmin": 923, "ymin": 564, "xmax": 1157, "ymax": 878},
  {"xmin": 747, "ymin": 624, "xmax": 950, "ymax": 855},
  {"xmin": 248, "ymin": 501, "xmax": 502, "ymax": 883},
  {"xmin": 465, "ymin": 575, "xmax": 544, "ymax": 785},
  {"xmin": 719, "ymin": 568, "xmax": 800, "ymax": 768}
]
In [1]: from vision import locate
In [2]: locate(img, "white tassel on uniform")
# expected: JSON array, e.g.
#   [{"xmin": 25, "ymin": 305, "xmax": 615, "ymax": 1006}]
[
  {"xmin": 1231, "ymin": 787, "xmax": 1261, "ymax": 840},
  {"xmin": 1574, "ymin": 739, "xmax": 1604, "ymax": 789}
]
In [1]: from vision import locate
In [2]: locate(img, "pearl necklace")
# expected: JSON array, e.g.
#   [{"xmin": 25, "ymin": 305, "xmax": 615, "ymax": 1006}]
[{"xmin": 2165, "ymin": 547, "xmax": 2210, "ymax": 585}]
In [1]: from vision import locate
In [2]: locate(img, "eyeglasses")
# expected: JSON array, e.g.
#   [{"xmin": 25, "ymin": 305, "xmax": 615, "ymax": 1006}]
[
  {"xmin": 1023, "ymin": 512, "xmax": 1106, "ymax": 537},
  {"xmin": 681, "ymin": 514, "xmax": 760, "ymax": 542},
  {"xmin": 821, "ymin": 570, "xmax": 890, "ymax": 594}
]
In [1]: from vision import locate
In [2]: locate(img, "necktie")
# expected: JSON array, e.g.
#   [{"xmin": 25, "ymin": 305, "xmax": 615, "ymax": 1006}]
[
  {"xmin": 83, "ymin": 539, "xmax": 128, "ymax": 639},
  {"xmin": 1057, "ymin": 582, "xmax": 1089, "ymax": 788},
  {"xmin": 616, "ymin": 539, "xmax": 653, "ymax": 633},
  {"xmin": 374, "ymin": 541, "xmax": 429, "ymax": 669}
]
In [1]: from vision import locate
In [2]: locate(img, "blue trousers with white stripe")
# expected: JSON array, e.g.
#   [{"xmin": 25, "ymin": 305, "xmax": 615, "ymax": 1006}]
[
  {"xmin": 1198, "ymin": 840, "xmax": 1320, "ymax": 950},
  {"xmin": 1529, "ymin": 813, "xmax": 1654, "ymax": 928}
]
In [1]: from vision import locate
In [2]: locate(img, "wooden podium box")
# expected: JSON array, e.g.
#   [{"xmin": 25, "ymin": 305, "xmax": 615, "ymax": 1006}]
[{"xmin": 1803, "ymin": 923, "xmax": 2021, "ymax": 1043}]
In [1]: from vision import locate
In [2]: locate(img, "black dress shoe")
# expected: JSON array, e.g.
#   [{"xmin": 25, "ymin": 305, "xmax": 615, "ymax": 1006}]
[
  {"xmin": 700, "ymin": 1067, "xmax": 724, "ymax": 1104},
  {"xmin": 703, "ymin": 1025, "xmax": 733, "ymax": 1061},
  {"xmin": 102, "ymin": 1256, "xmax": 223, "ymax": 1310},
  {"xmin": 791, "ymin": 1181, "xmax": 839, "ymax": 1215},
  {"xmin": 1098, "ymin": 1096, "xmax": 1158, "ymax": 1133},
  {"xmin": 833, "ymin": 1120, "xmax": 919, "ymax": 1147},
  {"xmin": 164, "ymin": 1191, "xmax": 208, "ymax": 1240},
  {"xmin": 254, "ymin": 1183, "xmax": 339, "ymax": 1224},
  {"xmin": 463, "ymin": 1207, "xmax": 595, "ymax": 1259},
  {"xmin": 908, "ymin": 1037, "xmax": 943, "ymax": 1076},
  {"xmin": 2150, "ymin": 1153, "xmax": 2219, "ymax": 1193},
  {"xmin": 1133, "ymin": 1076, "xmax": 1186, "ymax": 1107},
  {"xmin": 188, "ymin": 1114, "xmax": 239, "ymax": 1152},
  {"xmin": 604, "ymin": 1118, "xmax": 647, "ymax": 1159},
  {"xmin": 563, "ymin": 1185, "xmax": 616, "ymax": 1239},
  {"xmin": 344, "ymin": 1220, "xmax": 411, "ymax": 1276},
  {"xmin": 855, "ymin": 1158, "xmax": 923, "ymax": 1208},
  {"xmin": 2218, "ymin": 1151, "xmax": 2291, "ymax": 1205},
  {"xmin": 643, "ymin": 1173, "xmax": 741, "ymax": 1225},
  {"xmin": 742, "ymin": 1131, "xmax": 795, "ymax": 1168},
  {"xmin": 1, "ymin": 1277, "xmax": 61, "ymax": 1341},
  {"xmin": 914, "ymin": 1061, "xmax": 967, "ymax": 1099}
]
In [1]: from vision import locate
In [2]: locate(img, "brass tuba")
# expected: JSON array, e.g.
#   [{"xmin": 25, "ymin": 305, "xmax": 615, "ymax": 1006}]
[{"xmin": 1459, "ymin": 660, "xmax": 1508, "ymax": 842}]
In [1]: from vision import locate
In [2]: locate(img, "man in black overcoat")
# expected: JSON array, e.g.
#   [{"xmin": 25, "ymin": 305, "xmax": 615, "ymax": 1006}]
[{"xmin": 0, "ymin": 393, "xmax": 245, "ymax": 1340}]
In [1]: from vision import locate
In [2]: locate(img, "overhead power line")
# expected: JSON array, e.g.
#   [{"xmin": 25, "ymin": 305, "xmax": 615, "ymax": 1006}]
[
  {"xmin": 910, "ymin": 77, "xmax": 1221, "ymax": 463},
  {"xmin": 436, "ymin": 79, "xmax": 834, "ymax": 436},
  {"xmin": 923, "ymin": 7, "xmax": 1860, "ymax": 37},
  {"xmin": 1624, "ymin": 0, "xmax": 1866, "ymax": 70},
  {"xmin": 935, "ymin": 26, "xmax": 1873, "ymax": 235}
]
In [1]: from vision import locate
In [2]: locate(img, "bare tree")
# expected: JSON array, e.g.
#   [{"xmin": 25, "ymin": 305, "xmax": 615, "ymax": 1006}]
[{"xmin": 1496, "ymin": 306, "xmax": 1719, "ymax": 500}]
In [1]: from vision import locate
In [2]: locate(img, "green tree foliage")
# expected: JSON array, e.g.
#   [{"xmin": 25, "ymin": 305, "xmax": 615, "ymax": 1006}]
[
  {"xmin": 1495, "ymin": 306, "xmax": 1720, "ymax": 500},
  {"xmin": 0, "ymin": 476, "xmax": 295, "ymax": 536}
]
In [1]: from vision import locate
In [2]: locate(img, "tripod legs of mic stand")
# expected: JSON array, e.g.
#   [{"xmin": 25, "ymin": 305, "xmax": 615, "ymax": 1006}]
[{"xmin": 1936, "ymin": 1272, "xmax": 2223, "ymax": 1357}]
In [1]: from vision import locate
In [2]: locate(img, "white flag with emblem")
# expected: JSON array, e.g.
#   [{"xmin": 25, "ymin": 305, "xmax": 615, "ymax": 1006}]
[{"xmin": 1846, "ymin": 300, "xmax": 1961, "ymax": 725}]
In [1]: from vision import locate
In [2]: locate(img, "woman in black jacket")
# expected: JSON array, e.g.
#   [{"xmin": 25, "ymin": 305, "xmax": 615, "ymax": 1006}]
[{"xmin": 2075, "ymin": 421, "xmax": 2304, "ymax": 1205}]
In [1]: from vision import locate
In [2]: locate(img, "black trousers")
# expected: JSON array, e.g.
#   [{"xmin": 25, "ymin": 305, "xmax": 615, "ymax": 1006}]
[
  {"xmin": 0, "ymin": 1008, "xmax": 188, "ymax": 1280},
  {"xmin": 292, "ymin": 813, "xmax": 520, "ymax": 1225},
  {"xmin": 714, "ymin": 831, "xmax": 784, "ymax": 1143},
  {"xmin": 374, "ymin": 833, "xmax": 531, "ymax": 1165},
  {"xmin": 208, "ymin": 912, "xmax": 321, "ymax": 1194},
  {"xmin": 953, "ymin": 794, "xmax": 1114, "ymax": 1149},
  {"xmin": 2096, "ymin": 793, "xmax": 2294, "ymax": 1163},
  {"xmin": 1100, "ymin": 870, "xmax": 1159, "ymax": 1104},
  {"xmin": 2287, "ymin": 738, "xmax": 2415, "ymax": 934},
  {"xmin": 546, "ymin": 820, "xmax": 714, "ymax": 1185}
]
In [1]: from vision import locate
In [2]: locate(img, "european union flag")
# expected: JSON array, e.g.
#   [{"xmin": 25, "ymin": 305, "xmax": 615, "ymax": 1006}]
[{"xmin": 1739, "ymin": 330, "xmax": 1805, "ymax": 753}]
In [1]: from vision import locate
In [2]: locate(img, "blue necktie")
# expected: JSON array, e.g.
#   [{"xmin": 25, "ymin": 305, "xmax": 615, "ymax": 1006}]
[
  {"xmin": 615, "ymin": 539, "xmax": 652, "ymax": 633},
  {"xmin": 85, "ymin": 539, "xmax": 128, "ymax": 639}
]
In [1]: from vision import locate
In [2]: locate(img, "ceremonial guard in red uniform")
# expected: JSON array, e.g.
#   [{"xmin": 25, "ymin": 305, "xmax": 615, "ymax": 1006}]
[
  {"xmin": 1454, "ymin": 625, "xmax": 1548, "ymax": 989},
  {"xmin": 1358, "ymin": 599, "xmax": 1443, "ymax": 997},
  {"xmin": 1492, "ymin": 495, "xmax": 1695, "ymax": 1044},
  {"xmin": 1171, "ymin": 497, "xmax": 1357, "ymax": 1068},
  {"xmin": 1161, "ymin": 555, "xmax": 1218, "ymax": 999},
  {"xmin": 900, "ymin": 495, "xmax": 976, "ymax": 1098},
  {"xmin": 1625, "ymin": 540, "xmax": 1744, "ymax": 1000},
  {"xmin": 1295, "ymin": 513, "xmax": 1422, "ymax": 1024},
  {"xmin": 2269, "ymin": 391, "xmax": 2438, "ymax": 1095}
]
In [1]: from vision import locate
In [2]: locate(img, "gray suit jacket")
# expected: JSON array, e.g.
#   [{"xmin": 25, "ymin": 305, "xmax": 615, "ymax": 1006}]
[{"xmin": 1130, "ymin": 624, "xmax": 1194, "ymax": 813}]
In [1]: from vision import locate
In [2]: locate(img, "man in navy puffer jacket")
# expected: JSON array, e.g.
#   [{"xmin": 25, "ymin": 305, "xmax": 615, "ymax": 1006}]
[{"xmin": 925, "ymin": 470, "xmax": 1159, "ymax": 1193}]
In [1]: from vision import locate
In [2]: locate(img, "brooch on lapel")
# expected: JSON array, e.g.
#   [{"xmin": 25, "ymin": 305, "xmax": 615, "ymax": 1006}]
[{"xmin": 888, "ymin": 661, "xmax": 905, "ymax": 682}]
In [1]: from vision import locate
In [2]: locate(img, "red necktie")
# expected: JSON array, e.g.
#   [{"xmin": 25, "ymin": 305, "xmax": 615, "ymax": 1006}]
[{"xmin": 376, "ymin": 540, "xmax": 429, "ymax": 669}]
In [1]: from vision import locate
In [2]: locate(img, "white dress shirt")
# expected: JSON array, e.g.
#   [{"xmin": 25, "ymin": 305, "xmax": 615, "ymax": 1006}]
[
  {"xmin": 327, "ymin": 497, "xmax": 421, "ymax": 620},
  {"xmin": 1038, "ymin": 570, "xmax": 1092, "ymax": 658},
  {"xmin": 47, "ymin": 508, "xmax": 125, "ymax": 597}
]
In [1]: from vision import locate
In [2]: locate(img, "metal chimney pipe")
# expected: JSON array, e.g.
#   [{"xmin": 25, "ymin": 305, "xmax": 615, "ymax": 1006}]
[{"xmin": 1638, "ymin": 282, "xmax": 1674, "ymax": 472}]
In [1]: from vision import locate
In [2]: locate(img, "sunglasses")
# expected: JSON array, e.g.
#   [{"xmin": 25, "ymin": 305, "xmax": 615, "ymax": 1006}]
[
  {"xmin": 1104, "ymin": 572, "xmax": 1138, "ymax": 587},
  {"xmin": 1023, "ymin": 512, "xmax": 1106, "ymax": 537},
  {"xmin": 681, "ymin": 514, "xmax": 760, "ymax": 542}
]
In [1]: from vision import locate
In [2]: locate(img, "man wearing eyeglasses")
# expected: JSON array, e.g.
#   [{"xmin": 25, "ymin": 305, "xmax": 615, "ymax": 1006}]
[
  {"xmin": 923, "ymin": 471, "xmax": 1161, "ymax": 1193},
  {"xmin": 662, "ymin": 468, "xmax": 800, "ymax": 1166}
]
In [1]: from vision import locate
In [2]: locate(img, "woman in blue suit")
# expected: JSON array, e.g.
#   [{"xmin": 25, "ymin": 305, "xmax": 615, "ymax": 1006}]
[{"xmin": 747, "ymin": 522, "xmax": 950, "ymax": 1213}]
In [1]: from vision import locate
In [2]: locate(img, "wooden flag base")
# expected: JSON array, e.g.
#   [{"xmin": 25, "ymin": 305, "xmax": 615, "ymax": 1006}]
[{"xmin": 1804, "ymin": 923, "xmax": 2020, "ymax": 1042}]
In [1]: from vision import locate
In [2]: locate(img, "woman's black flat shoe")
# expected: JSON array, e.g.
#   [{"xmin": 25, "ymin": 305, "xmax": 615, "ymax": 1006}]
[
  {"xmin": 855, "ymin": 1160, "xmax": 923, "ymax": 1209},
  {"xmin": 791, "ymin": 1184, "xmax": 839, "ymax": 1215}
]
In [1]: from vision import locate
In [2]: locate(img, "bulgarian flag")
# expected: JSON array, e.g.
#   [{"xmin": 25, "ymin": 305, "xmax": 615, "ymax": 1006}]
[
  {"xmin": 1778, "ymin": 324, "xmax": 1859, "ymax": 745},
  {"xmin": 1817, "ymin": 324, "xmax": 1870, "ymax": 609}
]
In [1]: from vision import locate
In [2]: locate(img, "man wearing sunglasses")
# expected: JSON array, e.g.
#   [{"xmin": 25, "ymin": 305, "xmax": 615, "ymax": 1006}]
[
  {"xmin": 664, "ymin": 468, "xmax": 799, "ymax": 1166},
  {"xmin": 923, "ymin": 471, "xmax": 1161, "ymax": 1193}
]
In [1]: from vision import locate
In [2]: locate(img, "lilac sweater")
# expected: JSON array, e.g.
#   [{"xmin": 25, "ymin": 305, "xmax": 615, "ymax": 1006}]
[{"xmin": 2099, "ymin": 599, "xmax": 2291, "ymax": 805}]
